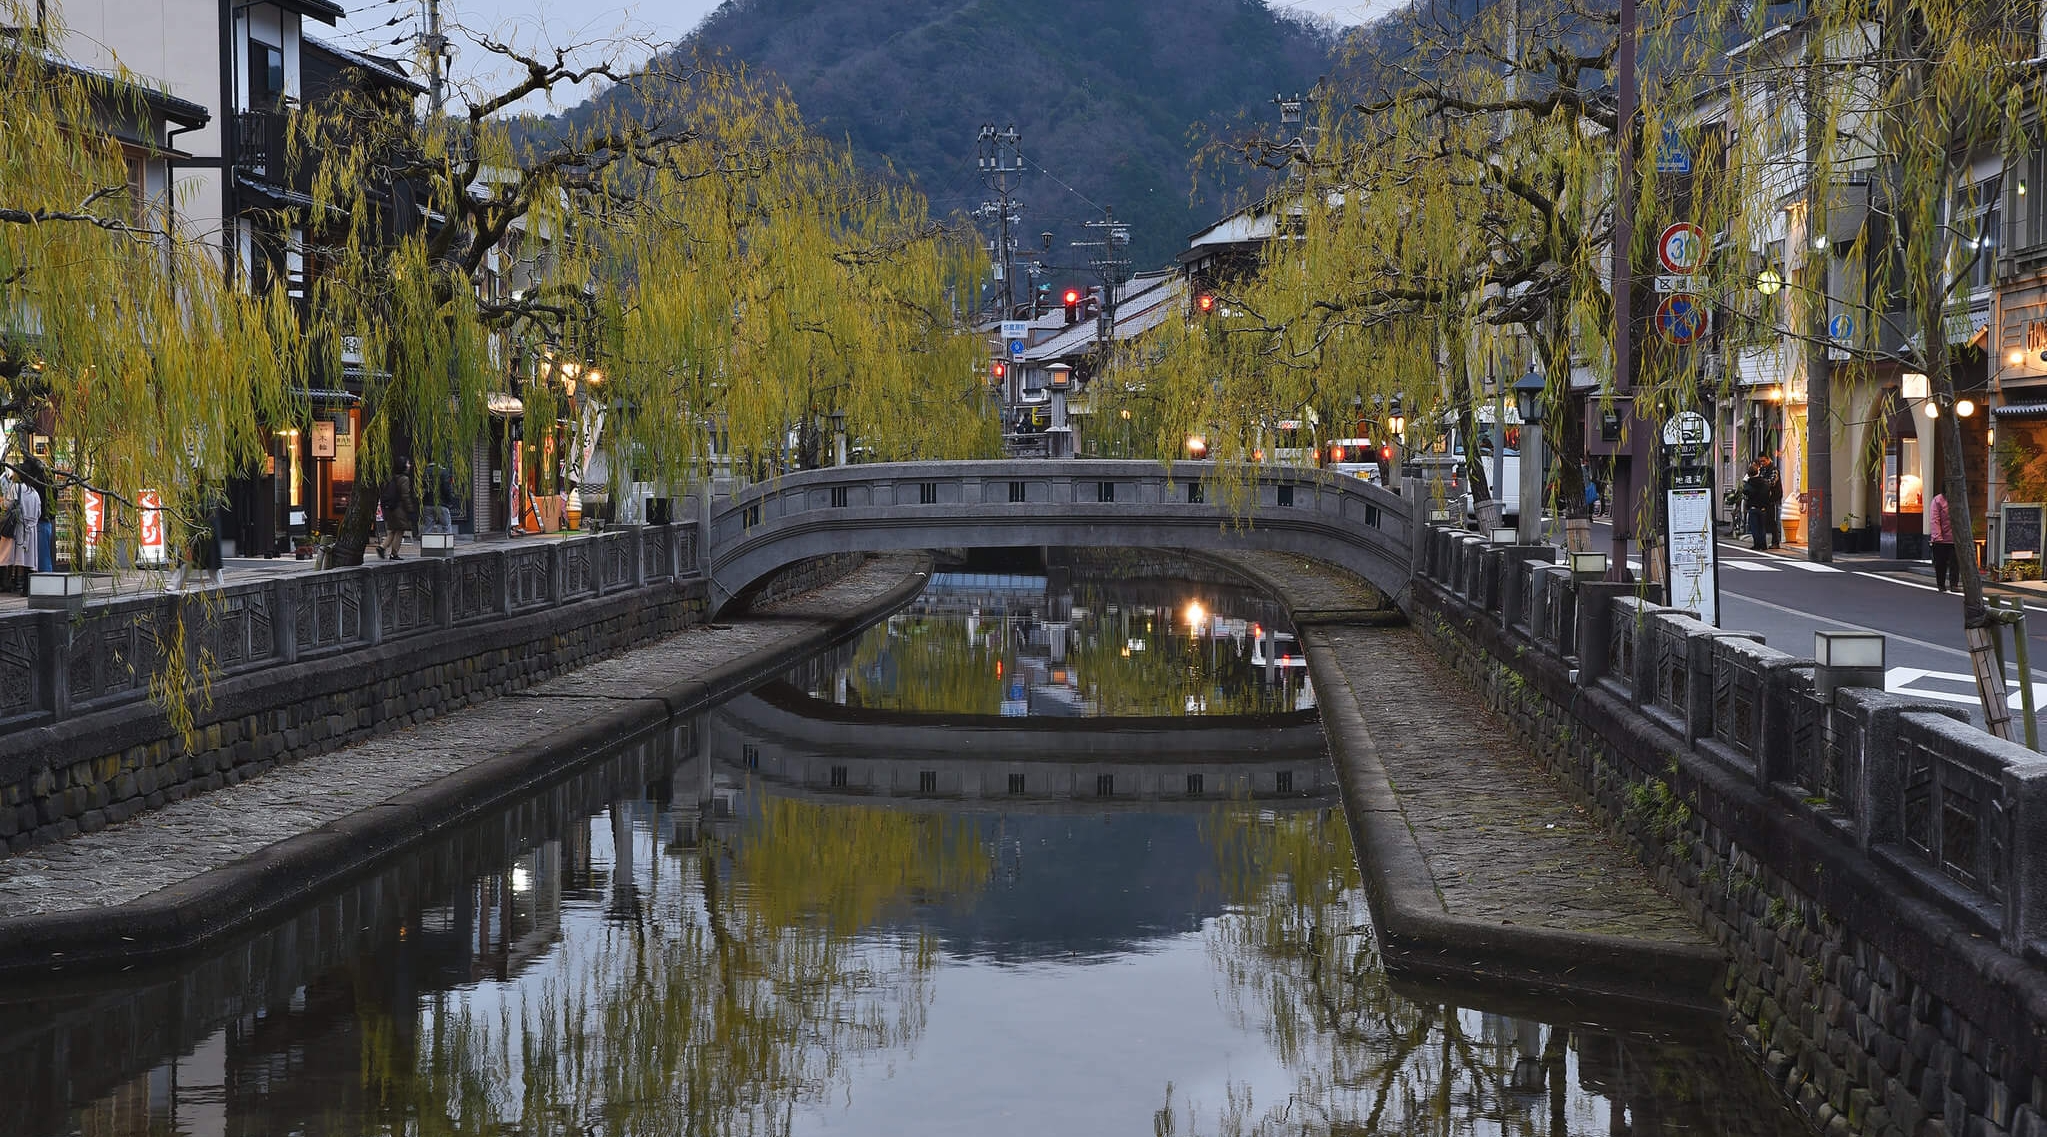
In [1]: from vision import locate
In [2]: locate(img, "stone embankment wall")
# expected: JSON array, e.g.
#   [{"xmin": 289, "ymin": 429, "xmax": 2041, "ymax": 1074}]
[
  {"xmin": 0, "ymin": 527, "xmax": 862, "ymax": 857},
  {"xmin": 1411, "ymin": 526, "xmax": 2047, "ymax": 1137}
]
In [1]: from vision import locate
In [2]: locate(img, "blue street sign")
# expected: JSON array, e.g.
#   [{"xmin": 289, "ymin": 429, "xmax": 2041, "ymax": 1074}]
[
  {"xmin": 1828, "ymin": 313, "xmax": 1856, "ymax": 341},
  {"xmin": 1656, "ymin": 293, "xmax": 1707, "ymax": 346},
  {"xmin": 1655, "ymin": 124, "xmax": 1693, "ymax": 175},
  {"xmin": 1009, "ymin": 339, "xmax": 1027, "ymax": 359}
]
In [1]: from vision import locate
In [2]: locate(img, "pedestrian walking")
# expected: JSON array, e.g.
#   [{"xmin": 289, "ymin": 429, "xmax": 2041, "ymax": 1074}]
[
  {"xmin": 1582, "ymin": 465, "xmax": 1600, "ymax": 517},
  {"xmin": 378, "ymin": 458, "xmax": 415, "ymax": 560},
  {"xmin": 1760, "ymin": 456, "xmax": 1784, "ymax": 549},
  {"xmin": 0, "ymin": 468, "xmax": 39, "ymax": 595},
  {"xmin": 1743, "ymin": 459, "xmax": 1773, "ymax": 551},
  {"xmin": 422, "ymin": 462, "xmax": 455, "ymax": 535},
  {"xmin": 19, "ymin": 452, "xmax": 54, "ymax": 572},
  {"xmin": 1930, "ymin": 488, "xmax": 1956, "ymax": 592}
]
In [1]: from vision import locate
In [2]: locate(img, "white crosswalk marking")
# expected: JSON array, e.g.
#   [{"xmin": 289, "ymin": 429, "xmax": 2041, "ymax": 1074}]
[
  {"xmin": 1785, "ymin": 560, "xmax": 1842, "ymax": 572},
  {"xmin": 1722, "ymin": 561, "xmax": 1779, "ymax": 572}
]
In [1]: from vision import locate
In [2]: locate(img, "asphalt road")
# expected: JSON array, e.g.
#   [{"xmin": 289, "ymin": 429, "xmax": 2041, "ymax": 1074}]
[{"xmin": 1589, "ymin": 521, "xmax": 2047, "ymax": 732}]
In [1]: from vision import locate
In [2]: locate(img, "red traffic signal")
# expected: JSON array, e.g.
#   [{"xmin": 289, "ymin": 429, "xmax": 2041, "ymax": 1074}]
[
  {"xmin": 990, "ymin": 361, "xmax": 1007, "ymax": 380},
  {"xmin": 1062, "ymin": 288, "xmax": 1082, "ymax": 306},
  {"xmin": 1196, "ymin": 293, "xmax": 1216, "ymax": 314}
]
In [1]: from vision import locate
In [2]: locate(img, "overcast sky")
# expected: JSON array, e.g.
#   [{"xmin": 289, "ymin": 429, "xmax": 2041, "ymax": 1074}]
[{"xmin": 329, "ymin": 0, "xmax": 1393, "ymax": 112}]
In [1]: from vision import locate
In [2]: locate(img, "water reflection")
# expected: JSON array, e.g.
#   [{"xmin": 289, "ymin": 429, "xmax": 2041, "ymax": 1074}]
[
  {"xmin": 792, "ymin": 551, "xmax": 1314, "ymax": 718},
  {"xmin": 3, "ymin": 552, "xmax": 1805, "ymax": 1136}
]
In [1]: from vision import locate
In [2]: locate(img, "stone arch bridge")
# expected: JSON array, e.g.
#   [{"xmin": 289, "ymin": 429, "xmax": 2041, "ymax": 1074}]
[{"xmin": 705, "ymin": 460, "xmax": 1414, "ymax": 614}]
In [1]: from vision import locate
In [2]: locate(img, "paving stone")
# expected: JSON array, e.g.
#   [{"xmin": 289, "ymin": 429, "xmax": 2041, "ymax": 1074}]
[
  {"xmin": 1212, "ymin": 551, "xmax": 1710, "ymax": 946},
  {"xmin": 0, "ymin": 555, "xmax": 920, "ymax": 920}
]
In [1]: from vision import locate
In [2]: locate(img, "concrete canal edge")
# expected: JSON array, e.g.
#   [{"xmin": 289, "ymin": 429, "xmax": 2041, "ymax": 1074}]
[
  {"xmin": 1304, "ymin": 632, "xmax": 1725, "ymax": 1009},
  {"xmin": 0, "ymin": 555, "xmax": 933, "ymax": 977},
  {"xmin": 1204, "ymin": 552, "xmax": 1727, "ymax": 1012}
]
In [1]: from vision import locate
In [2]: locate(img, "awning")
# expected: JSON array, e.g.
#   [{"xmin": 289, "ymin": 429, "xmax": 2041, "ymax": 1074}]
[
  {"xmin": 1993, "ymin": 401, "xmax": 2047, "ymax": 418},
  {"xmin": 295, "ymin": 387, "xmax": 359, "ymax": 405}
]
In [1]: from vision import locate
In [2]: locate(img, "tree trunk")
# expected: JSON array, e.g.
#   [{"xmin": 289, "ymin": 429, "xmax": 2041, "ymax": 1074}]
[
  {"xmin": 1803, "ymin": 40, "xmax": 1834, "ymax": 564},
  {"xmin": 1449, "ymin": 340, "xmax": 1496, "ymax": 525},
  {"xmin": 329, "ymin": 480, "xmax": 378, "ymax": 567}
]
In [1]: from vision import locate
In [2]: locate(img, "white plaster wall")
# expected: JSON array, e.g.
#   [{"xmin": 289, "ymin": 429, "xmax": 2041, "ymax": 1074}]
[{"xmin": 52, "ymin": 0, "xmax": 225, "ymax": 253}]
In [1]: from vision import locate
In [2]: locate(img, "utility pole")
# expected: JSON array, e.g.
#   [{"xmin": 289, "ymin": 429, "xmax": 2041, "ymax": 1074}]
[
  {"xmin": 1607, "ymin": 0, "xmax": 1641, "ymax": 581},
  {"xmin": 976, "ymin": 124, "xmax": 1024, "ymax": 317},
  {"xmin": 1073, "ymin": 210, "xmax": 1133, "ymax": 352}
]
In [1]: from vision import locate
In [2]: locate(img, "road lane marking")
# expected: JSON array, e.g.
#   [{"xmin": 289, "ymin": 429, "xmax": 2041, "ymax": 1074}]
[
  {"xmin": 1785, "ymin": 560, "xmax": 1842, "ymax": 572},
  {"xmin": 1722, "ymin": 561, "xmax": 1779, "ymax": 572},
  {"xmin": 1886, "ymin": 666, "xmax": 2047, "ymax": 710},
  {"xmin": 1722, "ymin": 590, "xmax": 1973, "ymax": 660}
]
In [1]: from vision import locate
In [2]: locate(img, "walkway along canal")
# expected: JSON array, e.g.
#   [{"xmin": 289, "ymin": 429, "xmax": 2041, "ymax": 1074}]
[{"xmin": 0, "ymin": 550, "xmax": 1811, "ymax": 1135}]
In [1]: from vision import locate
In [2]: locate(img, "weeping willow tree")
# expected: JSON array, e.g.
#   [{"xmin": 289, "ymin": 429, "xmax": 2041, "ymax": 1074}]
[
  {"xmin": 1151, "ymin": 0, "xmax": 2043, "ymax": 725},
  {"xmin": 298, "ymin": 43, "xmax": 991, "ymax": 567},
  {"xmin": 1651, "ymin": 0, "xmax": 2047, "ymax": 729},
  {"xmin": 351, "ymin": 793, "xmax": 989, "ymax": 1135},
  {"xmin": 0, "ymin": 5, "xmax": 299, "ymax": 564}
]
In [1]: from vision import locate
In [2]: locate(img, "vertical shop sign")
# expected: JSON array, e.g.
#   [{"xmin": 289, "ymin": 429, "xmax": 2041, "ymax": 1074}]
[{"xmin": 137, "ymin": 489, "xmax": 166, "ymax": 565}]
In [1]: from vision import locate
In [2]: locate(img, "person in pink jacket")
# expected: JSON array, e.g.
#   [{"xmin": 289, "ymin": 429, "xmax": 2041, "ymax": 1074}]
[{"xmin": 1930, "ymin": 490, "xmax": 1955, "ymax": 592}]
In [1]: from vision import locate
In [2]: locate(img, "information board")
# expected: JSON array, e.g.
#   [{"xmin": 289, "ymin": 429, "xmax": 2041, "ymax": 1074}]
[
  {"xmin": 2004, "ymin": 502, "xmax": 2044, "ymax": 562},
  {"xmin": 1665, "ymin": 485, "xmax": 1721, "ymax": 626}
]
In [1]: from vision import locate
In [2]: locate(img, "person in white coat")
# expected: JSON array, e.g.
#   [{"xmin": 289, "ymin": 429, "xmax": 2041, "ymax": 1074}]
[{"xmin": 0, "ymin": 470, "xmax": 38, "ymax": 595}]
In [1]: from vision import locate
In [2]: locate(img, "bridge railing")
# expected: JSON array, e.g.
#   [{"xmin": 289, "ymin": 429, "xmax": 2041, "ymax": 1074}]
[
  {"xmin": 0, "ymin": 523, "xmax": 699, "ymax": 734},
  {"xmin": 700, "ymin": 460, "xmax": 1414, "ymax": 604},
  {"xmin": 1412, "ymin": 520, "xmax": 2047, "ymax": 961}
]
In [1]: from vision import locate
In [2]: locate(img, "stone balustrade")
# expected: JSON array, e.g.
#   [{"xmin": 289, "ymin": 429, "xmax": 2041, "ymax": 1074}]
[{"xmin": 1410, "ymin": 520, "xmax": 2047, "ymax": 1137}]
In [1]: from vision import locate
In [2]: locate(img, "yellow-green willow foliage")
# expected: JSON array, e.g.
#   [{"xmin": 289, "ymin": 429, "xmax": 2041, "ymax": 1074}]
[
  {"xmin": 352, "ymin": 797, "xmax": 988, "ymax": 1136},
  {"xmin": 1137, "ymin": 0, "xmax": 1621, "ymax": 514},
  {"xmin": 298, "ymin": 55, "xmax": 990, "ymax": 556},
  {"xmin": 0, "ymin": 8, "xmax": 297, "ymax": 557},
  {"xmin": 1646, "ymin": 0, "xmax": 2046, "ymax": 614},
  {"xmin": 608, "ymin": 72, "xmax": 995, "ymax": 484}
]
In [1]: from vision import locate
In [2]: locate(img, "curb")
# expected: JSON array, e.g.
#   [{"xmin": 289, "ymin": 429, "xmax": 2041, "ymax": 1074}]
[
  {"xmin": 1200, "ymin": 550, "xmax": 1726, "ymax": 1012},
  {"xmin": 0, "ymin": 555, "xmax": 933, "ymax": 978}
]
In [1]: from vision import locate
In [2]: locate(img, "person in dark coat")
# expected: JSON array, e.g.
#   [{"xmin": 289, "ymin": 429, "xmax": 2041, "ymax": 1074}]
[
  {"xmin": 1743, "ymin": 459, "xmax": 1773, "ymax": 551},
  {"xmin": 378, "ymin": 458, "xmax": 416, "ymax": 560}
]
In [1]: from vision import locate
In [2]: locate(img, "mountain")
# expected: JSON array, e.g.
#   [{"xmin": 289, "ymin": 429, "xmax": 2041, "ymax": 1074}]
[{"xmin": 592, "ymin": 0, "xmax": 1336, "ymax": 280}]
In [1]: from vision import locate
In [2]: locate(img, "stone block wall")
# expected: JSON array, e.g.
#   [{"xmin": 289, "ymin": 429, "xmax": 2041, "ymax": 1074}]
[
  {"xmin": 1410, "ymin": 524, "xmax": 2047, "ymax": 1137},
  {"xmin": 0, "ymin": 535, "xmax": 885, "ymax": 857}
]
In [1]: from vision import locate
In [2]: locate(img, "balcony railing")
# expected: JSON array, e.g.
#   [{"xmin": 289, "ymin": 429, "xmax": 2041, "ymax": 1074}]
[{"xmin": 234, "ymin": 109, "xmax": 289, "ymax": 183}]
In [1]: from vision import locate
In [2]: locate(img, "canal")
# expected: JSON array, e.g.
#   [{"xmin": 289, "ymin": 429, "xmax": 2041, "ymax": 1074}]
[{"xmin": 3, "ymin": 551, "xmax": 1809, "ymax": 1135}]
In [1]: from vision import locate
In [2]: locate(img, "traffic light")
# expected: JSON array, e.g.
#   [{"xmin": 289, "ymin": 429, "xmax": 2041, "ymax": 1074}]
[
  {"xmin": 990, "ymin": 360, "xmax": 1007, "ymax": 383},
  {"xmin": 1196, "ymin": 292, "xmax": 1216, "ymax": 315},
  {"xmin": 1062, "ymin": 287, "xmax": 1082, "ymax": 323}
]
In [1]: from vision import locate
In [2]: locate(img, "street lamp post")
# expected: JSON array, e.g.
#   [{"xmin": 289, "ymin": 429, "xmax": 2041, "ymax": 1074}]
[
  {"xmin": 1514, "ymin": 366, "xmax": 1546, "ymax": 543},
  {"xmin": 830, "ymin": 409, "xmax": 848, "ymax": 467}
]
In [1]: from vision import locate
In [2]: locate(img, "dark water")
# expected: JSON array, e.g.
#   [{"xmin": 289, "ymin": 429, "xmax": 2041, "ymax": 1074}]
[{"xmin": 0, "ymin": 551, "xmax": 1807, "ymax": 1135}]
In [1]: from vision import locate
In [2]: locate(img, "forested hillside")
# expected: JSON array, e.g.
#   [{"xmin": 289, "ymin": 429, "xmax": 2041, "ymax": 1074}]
[{"xmin": 576, "ymin": 0, "xmax": 1335, "ymax": 273}]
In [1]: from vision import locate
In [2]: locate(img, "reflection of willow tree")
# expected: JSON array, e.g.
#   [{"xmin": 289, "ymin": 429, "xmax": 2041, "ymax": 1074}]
[
  {"xmin": 1068, "ymin": 621, "xmax": 1288, "ymax": 718},
  {"xmin": 843, "ymin": 617, "xmax": 1003, "ymax": 714},
  {"xmin": 351, "ymin": 796, "xmax": 990, "ymax": 1135},
  {"xmin": 1193, "ymin": 808, "xmax": 1797, "ymax": 1135},
  {"xmin": 1188, "ymin": 808, "xmax": 1539, "ymax": 1135},
  {"xmin": 833, "ymin": 606, "xmax": 1295, "ymax": 718}
]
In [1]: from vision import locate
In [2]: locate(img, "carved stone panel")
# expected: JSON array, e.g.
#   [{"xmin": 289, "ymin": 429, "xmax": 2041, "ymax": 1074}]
[{"xmin": 378, "ymin": 565, "xmax": 437, "ymax": 640}]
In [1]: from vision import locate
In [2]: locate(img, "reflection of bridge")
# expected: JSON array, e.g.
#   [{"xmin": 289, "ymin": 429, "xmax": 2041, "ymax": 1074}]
[
  {"xmin": 706, "ymin": 460, "xmax": 1410, "ymax": 613},
  {"xmin": 681, "ymin": 687, "xmax": 1332, "ymax": 811}
]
